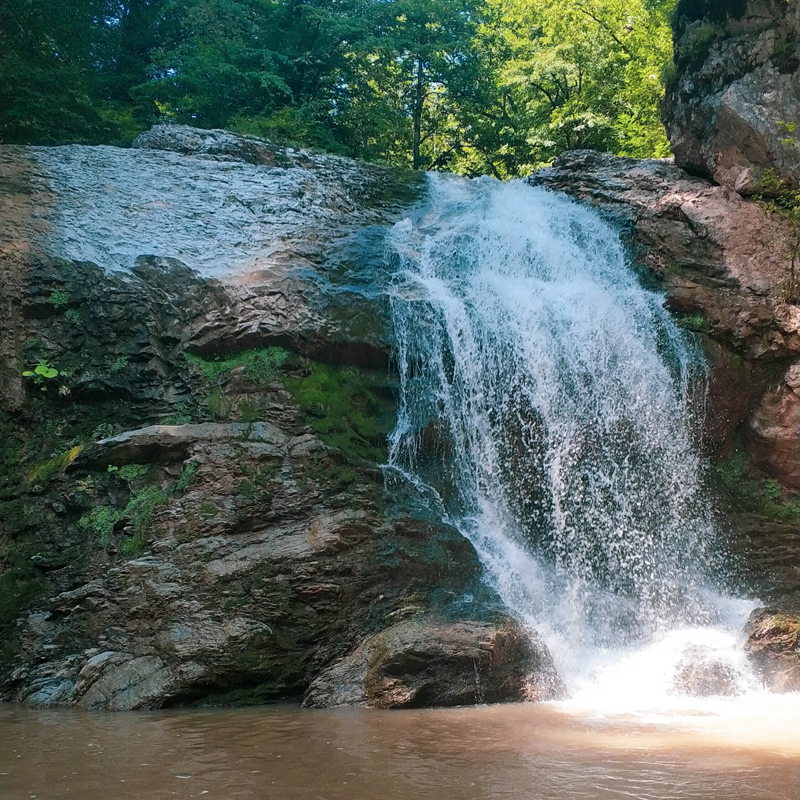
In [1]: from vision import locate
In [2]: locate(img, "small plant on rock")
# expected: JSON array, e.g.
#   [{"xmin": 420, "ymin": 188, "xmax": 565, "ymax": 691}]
[
  {"xmin": 22, "ymin": 359, "xmax": 61, "ymax": 391},
  {"xmin": 48, "ymin": 290, "xmax": 70, "ymax": 308}
]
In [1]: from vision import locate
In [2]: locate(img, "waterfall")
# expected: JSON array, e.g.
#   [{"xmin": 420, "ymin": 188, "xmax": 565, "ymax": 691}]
[{"xmin": 386, "ymin": 174, "xmax": 757, "ymax": 705}]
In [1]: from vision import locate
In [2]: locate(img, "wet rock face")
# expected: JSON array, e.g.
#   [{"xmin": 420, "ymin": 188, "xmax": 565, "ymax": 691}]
[
  {"xmin": 743, "ymin": 607, "xmax": 800, "ymax": 691},
  {"xmin": 530, "ymin": 151, "xmax": 798, "ymax": 470},
  {"xmin": 303, "ymin": 617, "xmax": 565, "ymax": 709},
  {"xmin": 0, "ymin": 128, "xmax": 549, "ymax": 711},
  {"xmin": 530, "ymin": 151, "xmax": 798, "ymax": 363},
  {"xmin": 746, "ymin": 363, "xmax": 800, "ymax": 487},
  {"xmin": 663, "ymin": 0, "xmax": 800, "ymax": 193},
  {"xmin": 531, "ymin": 151, "xmax": 800, "ymax": 607}
]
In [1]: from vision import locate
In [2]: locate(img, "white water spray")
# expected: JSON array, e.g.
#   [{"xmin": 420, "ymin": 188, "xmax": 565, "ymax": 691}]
[{"xmin": 386, "ymin": 174, "xmax": 761, "ymax": 709}]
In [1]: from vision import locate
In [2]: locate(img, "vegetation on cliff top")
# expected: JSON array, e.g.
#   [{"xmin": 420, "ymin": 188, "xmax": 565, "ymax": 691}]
[{"xmin": 1, "ymin": 0, "xmax": 678, "ymax": 174}]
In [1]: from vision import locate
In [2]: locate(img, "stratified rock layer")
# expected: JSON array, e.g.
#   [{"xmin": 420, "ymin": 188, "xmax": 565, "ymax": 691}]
[{"xmin": 0, "ymin": 128, "xmax": 548, "ymax": 710}]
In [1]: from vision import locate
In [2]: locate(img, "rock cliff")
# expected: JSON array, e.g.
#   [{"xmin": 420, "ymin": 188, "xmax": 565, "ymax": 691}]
[
  {"xmin": 0, "ymin": 127, "xmax": 560, "ymax": 709},
  {"xmin": 663, "ymin": 0, "xmax": 800, "ymax": 195},
  {"xmin": 2, "ymin": 112, "xmax": 799, "ymax": 709}
]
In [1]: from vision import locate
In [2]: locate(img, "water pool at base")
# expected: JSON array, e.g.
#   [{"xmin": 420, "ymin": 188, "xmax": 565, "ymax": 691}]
[{"xmin": 3, "ymin": 698, "xmax": 798, "ymax": 800}]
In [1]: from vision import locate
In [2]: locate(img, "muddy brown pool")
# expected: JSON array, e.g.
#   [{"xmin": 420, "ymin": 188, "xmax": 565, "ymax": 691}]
[{"xmin": 2, "ymin": 700, "xmax": 798, "ymax": 800}]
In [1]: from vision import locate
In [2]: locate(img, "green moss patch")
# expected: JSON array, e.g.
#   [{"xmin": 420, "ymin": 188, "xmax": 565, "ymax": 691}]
[
  {"xmin": 714, "ymin": 451, "xmax": 800, "ymax": 524},
  {"xmin": 186, "ymin": 347, "xmax": 289, "ymax": 384},
  {"xmin": 284, "ymin": 361, "xmax": 395, "ymax": 463}
]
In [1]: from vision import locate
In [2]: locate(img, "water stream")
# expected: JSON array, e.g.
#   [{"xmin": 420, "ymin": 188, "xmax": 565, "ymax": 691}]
[{"xmin": 385, "ymin": 174, "xmax": 760, "ymax": 712}]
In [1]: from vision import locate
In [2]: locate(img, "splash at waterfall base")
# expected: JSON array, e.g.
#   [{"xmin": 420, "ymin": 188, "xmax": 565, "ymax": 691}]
[{"xmin": 0, "ymin": 128, "xmax": 798, "ymax": 715}]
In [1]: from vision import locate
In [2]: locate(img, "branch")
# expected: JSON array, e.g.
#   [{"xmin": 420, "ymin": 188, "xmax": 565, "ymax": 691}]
[{"xmin": 577, "ymin": 6, "xmax": 634, "ymax": 58}]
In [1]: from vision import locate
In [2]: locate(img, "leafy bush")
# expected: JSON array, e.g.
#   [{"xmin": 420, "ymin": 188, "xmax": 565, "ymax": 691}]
[
  {"xmin": 107, "ymin": 463, "xmax": 151, "ymax": 482},
  {"xmin": 78, "ymin": 505, "xmax": 121, "ymax": 545},
  {"xmin": 173, "ymin": 460, "xmax": 199, "ymax": 495}
]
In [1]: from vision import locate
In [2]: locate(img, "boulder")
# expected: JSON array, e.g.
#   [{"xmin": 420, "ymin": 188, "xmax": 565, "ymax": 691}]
[
  {"xmin": 663, "ymin": 0, "xmax": 800, "ymax": 193},
  {"xmin": 303, "ymin": 617, "xmax": 565, "ymax": 709},
  {"xmin": 672, "ymin": 647, "xmax": 742, "ymax": 696},
  {"xmin": 743, "ymin": 607, "xmax": 800, "ymax": 691}
]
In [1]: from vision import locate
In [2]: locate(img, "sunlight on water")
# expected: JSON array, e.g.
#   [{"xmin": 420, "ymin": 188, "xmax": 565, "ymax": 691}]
[{"xmin": 3, "ymin": 703, "xmax": 798, "ymax": 800}]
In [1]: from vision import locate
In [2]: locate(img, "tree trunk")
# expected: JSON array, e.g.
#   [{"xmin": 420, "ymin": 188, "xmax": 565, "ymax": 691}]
[{"xmin": 412, "ymin": 58, "xmax": 424, "ymax": 170}]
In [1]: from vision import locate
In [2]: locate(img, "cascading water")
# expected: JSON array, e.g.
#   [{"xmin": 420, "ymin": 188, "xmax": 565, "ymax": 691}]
[{"xmin": 386, "ymin": 173, "xmax": 760, "ymax": 710}]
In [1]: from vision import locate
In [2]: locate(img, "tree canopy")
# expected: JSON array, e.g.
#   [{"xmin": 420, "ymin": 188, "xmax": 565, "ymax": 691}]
[{"xmin": 0, "ymin": 0, "xmax": 679, "ymax": 174}]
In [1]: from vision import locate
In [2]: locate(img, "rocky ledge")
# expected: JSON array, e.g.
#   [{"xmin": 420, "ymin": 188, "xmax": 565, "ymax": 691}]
[{"xmin": 0, "ymin": 126, "xmax": 560, "ymax": 710}]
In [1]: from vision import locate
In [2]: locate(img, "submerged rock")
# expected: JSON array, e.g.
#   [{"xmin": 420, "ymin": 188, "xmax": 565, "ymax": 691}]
[
  {"xmin": 303, "ymin": 617, "xmax": 565, "ymax": 709},
  {"xmin": 743, "ymin": 607, "xmax": 800, "ymax": 692},
  {"xmin": 672, "ymin": 648, "xmax": 742, "ymax": 697}
]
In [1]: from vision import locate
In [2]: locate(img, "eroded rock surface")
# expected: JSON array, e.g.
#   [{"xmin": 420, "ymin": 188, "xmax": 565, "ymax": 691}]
[
  {"xmin": 303, "ymin": 617, "xmax": 564, "ymax": 709},
  {"xmin": 0, "ymin": 128, "xmax": 547, "ymax": 710},
  {"xmin": 743, "ymin": 607, "xmax": 800, "ymax": 691},
  {"xmin": 664, "ymin": 0, "xmax": 800, "ymax": 193}
]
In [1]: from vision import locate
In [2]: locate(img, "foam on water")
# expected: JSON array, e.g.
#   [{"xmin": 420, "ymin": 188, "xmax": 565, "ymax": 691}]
[{"xmin": 385, "ymin": 173, "xmax": 776, "ymax": 715}]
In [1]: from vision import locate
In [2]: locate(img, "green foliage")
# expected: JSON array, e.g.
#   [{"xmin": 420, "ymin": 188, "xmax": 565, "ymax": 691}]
[
  {"xmin": 714, "ymin": 451, "xmax": 800, "ymax": 524},
  {"xmin": 199, "ymin": 501, "xmax": 218, "ymax": 517},
  {"xmin": 107, "ymin": 355, "xmax": 129, "ymax": 374},
  {"xmin": 125, "ymin": 485, "xmax": 168, "ymax": 530},
  {"xmin": 79, "ymin": 505, "xmax": 121, "ymax": 545},
  {"xmin": 119, "ymin": 530, "xmax": 146, "ymax": 558},
  {"xmin": 22, "ymin": 358, "xmax": 61, "ymax": 390},
  {"xmin": 682, "ymin": 21, "xmax": 724, "ymax": 55},
  {"xmin": 162, "ymin": 411, "xmax": 193, "ymax": 425},
  {"xmin": 752, "ymin": 169, "xmax": 800, "ymax": 221},
  {"xmin": 79, "ymin": 458, "xmax": 197, "ymax": 553},
  {"xmin": 173, "ymin": 459, "xmax": 199, "ymax": 494},
  {"xmin": 206, "ymin": 388, "xmax": 232, "ymax": 420},
  {"xmin": 676, "ymin": 312, "xmax": 708, "ymax": 331},
  {"xmin": 162, "ymin": 403, "xmax": 196, "ymax": 425},
  {"xmin": 64, "ymin": 308, "xmax": 83, "ymax": 326},
  {"xmin": 107, "ymin": 463, "xmax": 151, "ymax": 482},
  {"xmin": 284, "ymin": 362, "xmax": 394, "ymax": 463},
  {"xmin": 1, "ymin": 0, "xmax": 679, "ymax": 172},
  {"xmin": 186, "ymin": 346, "xmax": 289, "ymax": 384},
  {"xmin": 79, "ymin": 483, "xmax": 167, "ymax": 550},
  {"xmin": 751, "ymin": 168, "xmax": 800, "ymax": 304},
  {"xmin": 236, "ymin": 399, "xmax": 260, "ymax": 422},
  {"xmin": 48, "ymin": 290, "xmax": 70, "ymax": 308},
  {"xmin": 91, "ymin": 422, "xmax": 117, "ymax": 441}
]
